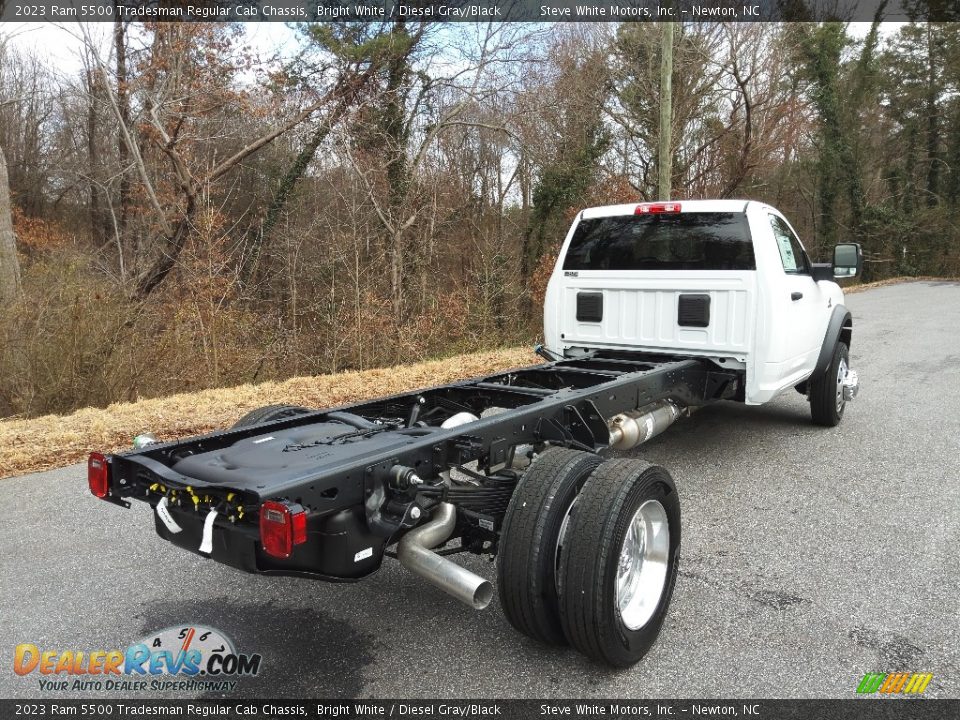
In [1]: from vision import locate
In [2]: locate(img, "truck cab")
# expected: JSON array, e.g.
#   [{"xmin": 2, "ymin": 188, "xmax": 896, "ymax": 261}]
[{"xmin": 543, "ymin": 200, "xmax": 861, "ymax": 409}]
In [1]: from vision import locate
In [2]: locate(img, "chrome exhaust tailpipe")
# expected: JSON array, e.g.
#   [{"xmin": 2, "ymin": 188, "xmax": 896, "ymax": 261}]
[
  {"xmin": 607, "ymin": 400, "xmax": 683, "ymax": 450},
  {"xmin": 397, "ymin": 502, "xmax": 493, "ymax": 610}
]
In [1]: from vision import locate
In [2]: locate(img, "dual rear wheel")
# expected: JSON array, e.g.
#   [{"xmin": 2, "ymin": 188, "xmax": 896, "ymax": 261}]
[{"xmin": 498, "ymin": 448, "xmax": 680, "ymax": 667}]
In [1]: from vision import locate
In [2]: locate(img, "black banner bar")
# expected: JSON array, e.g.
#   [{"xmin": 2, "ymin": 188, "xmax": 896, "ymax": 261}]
[
  {"xmin": 1, "ymin": 0, "xmax": 958, "ymax": 23},
  {"xmin": 1, "ymin": 700, "xmax": 958, "ymax": 720}
]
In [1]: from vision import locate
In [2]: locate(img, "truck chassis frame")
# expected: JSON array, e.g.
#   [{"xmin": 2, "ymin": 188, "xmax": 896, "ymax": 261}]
[{"xmin": 94, "ymin": 351, "xmax": 741, "ymax": 664}]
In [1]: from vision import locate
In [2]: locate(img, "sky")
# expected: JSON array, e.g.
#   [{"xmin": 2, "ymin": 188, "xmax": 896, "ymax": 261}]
[
  {"xmin": 2, "ymin": 20, "xmax": 906, "ymax": 80},
  {"xmin": 2, "ymin": 21, "xmax": 302, "ymax": 77}
]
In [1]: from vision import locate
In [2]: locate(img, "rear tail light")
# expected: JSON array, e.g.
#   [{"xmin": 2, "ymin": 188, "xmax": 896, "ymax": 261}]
[
  {"xmin": 259, "ymin": 500, "xmax": 308, "ymax": 559},
  {"xmin": 635, "ymin": 202, "xmax": 681, "ymax": 214},
  {"xmin": 88, "ymin": 452, "xmax": 110, "ymax": 498}
]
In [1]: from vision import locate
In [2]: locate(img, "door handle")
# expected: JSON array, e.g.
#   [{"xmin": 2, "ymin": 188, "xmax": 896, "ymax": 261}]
[{"xmin": 791, "ymin": 292, "xmax": 803, "ymax": 301}]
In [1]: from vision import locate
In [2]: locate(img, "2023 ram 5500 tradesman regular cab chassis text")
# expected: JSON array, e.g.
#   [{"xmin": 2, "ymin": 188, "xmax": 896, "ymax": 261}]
[{"xmin": 89, "ymin": 200, "xmax": 861, "ymax": 667}]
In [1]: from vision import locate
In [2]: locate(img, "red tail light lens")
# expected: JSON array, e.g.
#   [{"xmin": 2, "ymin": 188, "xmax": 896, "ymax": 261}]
[
  {"xmin": 635, "ymin": 202, "xmax": 682, "ymax": 214},
  {"xmin": 88, "ymin": 452, "xmax": 110, "ymax": 499},
  {"xmin": 259, "ymin": 500, "xmax": 308, "ymax": 559}
]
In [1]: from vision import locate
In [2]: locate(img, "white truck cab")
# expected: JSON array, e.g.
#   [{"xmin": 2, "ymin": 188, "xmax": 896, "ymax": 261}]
[{"xmin": 543, "ymin": 200, "xmax": 861, "ymax": 423}]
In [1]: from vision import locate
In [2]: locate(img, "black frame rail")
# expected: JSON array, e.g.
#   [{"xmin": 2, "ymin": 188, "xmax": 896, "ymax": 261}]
[{"xmin": 109, "ymin": 352, "xmax": 736, "ymax": 518}]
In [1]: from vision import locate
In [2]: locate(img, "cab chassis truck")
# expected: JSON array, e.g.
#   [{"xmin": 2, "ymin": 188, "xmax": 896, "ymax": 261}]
[{"xmin": 89, "ymin": 200, "xmax": 862, "ymax": 666}]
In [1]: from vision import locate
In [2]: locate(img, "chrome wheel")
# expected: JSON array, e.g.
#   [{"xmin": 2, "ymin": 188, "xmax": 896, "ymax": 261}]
[
  {"xmin": 835, "ymin": 357, "xmax": 848, "ymax": 413},
  {"xmin": 616, "ymin": 499, "xmax": 670, "ymax": 630}
]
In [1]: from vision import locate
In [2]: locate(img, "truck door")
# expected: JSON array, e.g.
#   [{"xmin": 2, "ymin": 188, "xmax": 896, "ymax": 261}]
[{"xmin": 768, "ymin": 214, "xmax": 821, "ymax": 375}]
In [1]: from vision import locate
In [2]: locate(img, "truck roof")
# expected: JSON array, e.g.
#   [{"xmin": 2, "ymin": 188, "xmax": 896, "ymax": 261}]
[{"xmin": 580, "ymin": 199, "xmax": 753, "ymax": 219}]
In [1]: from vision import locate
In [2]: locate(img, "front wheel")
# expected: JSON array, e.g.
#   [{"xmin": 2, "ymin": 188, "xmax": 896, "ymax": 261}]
[
  {"xmin": 558, "ymin": 459, "xmax": 681, "ymax": 667},
  {"xmin": 809, "ymin": 342, "xmax": 849, "ymax": 427}
]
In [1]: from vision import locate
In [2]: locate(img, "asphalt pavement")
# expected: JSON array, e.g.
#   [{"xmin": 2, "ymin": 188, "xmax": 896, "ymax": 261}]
[{"xmin": 1, "ymin": 281, "xmax": 958, "ymax": 700}]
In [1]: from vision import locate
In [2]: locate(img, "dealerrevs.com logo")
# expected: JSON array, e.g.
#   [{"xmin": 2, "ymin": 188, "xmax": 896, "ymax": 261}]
[{"xmin": 14, "ymin": 625, "xmax": 261, "ymax": 693}]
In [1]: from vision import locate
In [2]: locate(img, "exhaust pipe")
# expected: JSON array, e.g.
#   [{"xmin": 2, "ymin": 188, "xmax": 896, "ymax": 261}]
[
  {"xmin": 397, "ymin": 502, "xmax": 493, "ymax": 610},
  {"xmin": 607, "ymin": 400, "xmax": 683, "ymax": 450}
]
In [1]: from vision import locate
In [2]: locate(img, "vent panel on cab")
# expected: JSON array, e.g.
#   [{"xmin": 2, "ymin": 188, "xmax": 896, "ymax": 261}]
[
  {"xmin": 677, "ymin": 294, "xmax": 710, "ymax": 328},
  {"xmin": 576, "ymin": 292, "xmax": 604, "ymax": 323}
]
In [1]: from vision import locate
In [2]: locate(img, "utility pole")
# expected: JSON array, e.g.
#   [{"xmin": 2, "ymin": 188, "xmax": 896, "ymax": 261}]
[{"xmin": 658, "ymin": 21, "xmax": 674, "ymax": 201}]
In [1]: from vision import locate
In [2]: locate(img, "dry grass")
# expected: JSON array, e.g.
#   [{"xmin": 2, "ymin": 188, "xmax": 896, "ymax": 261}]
[{"xmin": 0, "ymin": 347, "xmax": 537, "ymax": 479}]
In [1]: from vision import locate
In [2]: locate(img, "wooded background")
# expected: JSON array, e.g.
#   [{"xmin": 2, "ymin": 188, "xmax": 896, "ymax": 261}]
[{"xmin": 0, "ymin": 18, "xmax": 958, "ymax": 419}]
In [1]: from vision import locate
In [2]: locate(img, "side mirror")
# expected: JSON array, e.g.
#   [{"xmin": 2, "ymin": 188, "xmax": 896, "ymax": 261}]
[{"xmin": 833, "ymin": 243, "xmax": 862, "ymax": 278}]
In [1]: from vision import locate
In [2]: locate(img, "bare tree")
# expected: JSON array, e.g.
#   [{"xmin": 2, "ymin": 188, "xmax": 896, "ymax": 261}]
[
  {"xmin": 342, "ymin": 23, "xmax": 535, "ymax": 322},
  {"xmin": 78, "ymin": 22, "xmax": 380, "ymax": 298}
]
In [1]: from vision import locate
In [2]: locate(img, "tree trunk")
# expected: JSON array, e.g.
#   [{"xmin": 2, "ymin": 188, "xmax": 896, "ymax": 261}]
[
  {"xmin": 135, "ymin": 195, "xmax": 197, "ymax": 298},
  {"xmin": 85, "ymin": 69, "xmax": 106, "ymax": 247},
  {"xmin": 113, "ymin": 17, "xmax": 132, "ymax": 265},
  {"xmin": 381, "ymin": 23, "xmax": 413, "ymax": 326},
  {"xmin": 0, "ymin": 145, "xmax": 22, "ymax": 305},
  {"xmin": 131, "ymin": 66, "xmax": 375, "ymax": 299},
  {"xmin": 244, "ymin": 113, "xmax": 342, "ymax": 282},
  {"xmin": 924, "ymin": 23, "xmax": 940, "ymax": 207},
  {"xmin": 390, "ymin": 229, "xmax": 403, "ymax": 325}
]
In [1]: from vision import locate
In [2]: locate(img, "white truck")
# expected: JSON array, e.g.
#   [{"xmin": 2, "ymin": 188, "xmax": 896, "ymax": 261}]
[
  {"xmin": 544, "ymin": 199, "xmax": 861, "ymax": 425},
  {"xmin": 90, "ymin": 199, "xmax": 861, "ymax": 668}
]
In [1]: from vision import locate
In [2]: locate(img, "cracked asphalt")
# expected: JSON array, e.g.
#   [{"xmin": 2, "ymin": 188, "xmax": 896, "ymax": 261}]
[{"xmin": 1, "ymin": 281, "xmax": 957, "ymax": 700}]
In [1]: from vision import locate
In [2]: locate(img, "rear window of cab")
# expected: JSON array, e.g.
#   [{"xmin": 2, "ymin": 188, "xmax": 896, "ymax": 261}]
[{"xmin": 563, "ymin": 212, "xmax": 755, "ymax": 271}]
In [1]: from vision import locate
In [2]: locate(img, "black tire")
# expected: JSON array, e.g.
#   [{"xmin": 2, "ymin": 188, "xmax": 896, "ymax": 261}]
[
  {"xmin": 497, "ymin": 447, "xmax": 604, "ymax": 645},
  {"xmin": 558, "ymin": 459, "xmax": 681, "ymax": 667},
  {"xmin": 809, "ymin": 341, "xmax": 849, "ymax": 427},
  {"xmin": 232, "ymin": 404, "xmax": 310, "ymax": 429}
]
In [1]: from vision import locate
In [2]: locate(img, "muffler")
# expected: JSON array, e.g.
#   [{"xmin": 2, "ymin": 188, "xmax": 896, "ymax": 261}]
[
  {"xmin": 397, "ymin": 502, "xmax": 493, "ymax": 610},
  {"xmin": 607, "ymin": 400, "xmax": 683, "ymax": 450}
]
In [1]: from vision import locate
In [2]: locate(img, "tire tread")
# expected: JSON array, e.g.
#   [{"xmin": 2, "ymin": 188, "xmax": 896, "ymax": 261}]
[
  {"xmin": 559, "ymin": 459, "xmax": 680, "ymax": 666},
  {"xmin": 810, "ymin": 342, "xmax": 848, "ymax": 427},
  {"xmin": 498, "ymin": 448, "xmax": 603, "ymax": 645}
]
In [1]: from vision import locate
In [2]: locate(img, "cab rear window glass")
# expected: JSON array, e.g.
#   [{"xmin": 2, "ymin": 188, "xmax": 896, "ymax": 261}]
[{"xmin": 562, "ymin": 212, "xmax": 755, "ymax": 271}]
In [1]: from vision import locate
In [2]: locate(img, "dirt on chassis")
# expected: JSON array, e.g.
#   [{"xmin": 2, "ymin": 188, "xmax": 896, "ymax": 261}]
[{"xmin": 88, "ymin": 350, "xmax": 739, "ymax": 666}]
